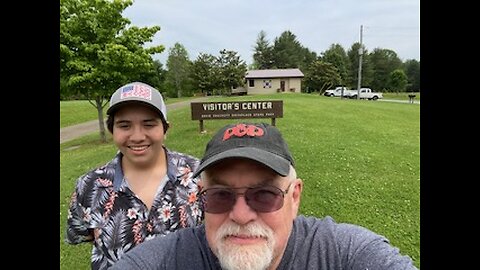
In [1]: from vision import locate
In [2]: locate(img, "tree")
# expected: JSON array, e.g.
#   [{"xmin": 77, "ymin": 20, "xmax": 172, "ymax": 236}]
[
  {"xmin": 369, "ymin": 48, "xmax": 402, "ymax": 92},
  {"xmin": 321, "ymin": 44, "xmax": 350, "ymax": 86},
  {"xmin": 135, "ymin": 60, "xmax": 167, "ymax": 93},
  {"xmin": 60, "ymin": 0, "xmax": 164, "ymax": 142},
  {"xmin": 298, "ymin": 47, "xmax": 318, "ymax": 80},
  {"xmin": 272, "ymin": 31, "xmax": 304, "ymax": 69},
  {"xmin": 303, "ymin": 60, "xmax": 341, "ymax": 93},
  {"xmin": 216, "ymin": 49, "xmax": 247, "ymax": 95},
  {"xmin": 387, "ymin": 69, "xmax": 408, "ymax": 92},
  {"xmin": 191, "ymin": 53, "xmax": 218, "ymax": 96},
  {"xmin": 165, "ymin": 42, "xmax": 192, "ymax": 98},
  {"xmin": 403, "ymin": 59, "xmax": 420, "ymax": 92},
  {"xmin": 252, "ymin": 30, "xmax": 274, "ymax": 69},
  {"xmin": 346, "ymin": 42, "xmax": 373, "ymax": 89}
]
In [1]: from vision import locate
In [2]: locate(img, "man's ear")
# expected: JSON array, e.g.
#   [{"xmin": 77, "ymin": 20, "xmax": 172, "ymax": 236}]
[{"xmin": 291, "ymin": 179, "xmax": 303, "ymax": 217}]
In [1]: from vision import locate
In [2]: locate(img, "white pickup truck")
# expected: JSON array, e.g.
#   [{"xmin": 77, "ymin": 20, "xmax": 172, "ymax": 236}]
[
  {"xmin": 324, "ymin": 87, "xmax": 355, "ymax": 97},
  {"xmin": 347, "ymin": 88, "xmax": 383, "ymax": 100}
]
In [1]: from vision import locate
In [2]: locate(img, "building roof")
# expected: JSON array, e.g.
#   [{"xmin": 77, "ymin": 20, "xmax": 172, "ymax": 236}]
[{"xmin": 245, "ymin": 68, "xmax": 304, "ymax": 79}]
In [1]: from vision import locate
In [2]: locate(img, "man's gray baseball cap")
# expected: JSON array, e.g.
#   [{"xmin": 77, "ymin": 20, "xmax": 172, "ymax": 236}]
[
  {"xmin": 107, "ymin": 82, "xmax": 167, "ymax": 121},
  {"xmin": 193, "ymin": 122, "xmax": 295, "ymax": 178}
]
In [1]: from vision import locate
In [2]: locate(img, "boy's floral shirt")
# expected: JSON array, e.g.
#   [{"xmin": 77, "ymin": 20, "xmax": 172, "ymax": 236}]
[{"xmin": 66, "ymin": 149, "xmax": 204, "ymax": 270}]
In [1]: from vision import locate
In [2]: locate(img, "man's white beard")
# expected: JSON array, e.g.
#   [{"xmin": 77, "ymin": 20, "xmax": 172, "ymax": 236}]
[{"xmin": 214, "ymin": 222, "xmax": 275, "ymax": 270}]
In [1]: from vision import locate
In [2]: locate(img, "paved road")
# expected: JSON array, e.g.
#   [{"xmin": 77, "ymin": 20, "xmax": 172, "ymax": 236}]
[
  {"xmin": 378, "ymin": 98, "xmax": 420, "ymax": 104},
  {"xmin": 60, "ymin": 97, "xmax": 210, "ymax": 144}
]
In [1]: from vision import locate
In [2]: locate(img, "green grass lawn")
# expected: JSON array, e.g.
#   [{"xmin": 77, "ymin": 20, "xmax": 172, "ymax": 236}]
[
  {"xmin": 60, "ymin": 96, "xmax": 197, "ymax": 128},
  {"xmin": 60, "ymin": 93, "xmax": 420, "ymax": 269}
]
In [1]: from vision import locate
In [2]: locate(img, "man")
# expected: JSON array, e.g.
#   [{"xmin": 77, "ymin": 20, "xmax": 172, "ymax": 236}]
[
  {"xmin": 66, "ymin": 82, "xmax": 203, "ymax": 270},
  {"xmin": 111, "ymin": 122, "xmax": 418, "ymax": 270}
]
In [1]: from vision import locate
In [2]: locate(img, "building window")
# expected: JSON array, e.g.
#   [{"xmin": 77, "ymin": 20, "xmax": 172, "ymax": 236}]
[{"xmin": 248, "ymin": 79, "xmax": 254, "ymax": 87}]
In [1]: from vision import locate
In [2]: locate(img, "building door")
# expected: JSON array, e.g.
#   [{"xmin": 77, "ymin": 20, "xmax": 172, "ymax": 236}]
[{"xmin": 280, "ymin": 81, "xmax": 285, "ymax": 92}]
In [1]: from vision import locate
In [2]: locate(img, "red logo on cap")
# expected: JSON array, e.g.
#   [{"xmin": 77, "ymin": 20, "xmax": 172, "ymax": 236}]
[{"xmin": 223, "ymin": 124, "xmax": 265, "ymax": 141}]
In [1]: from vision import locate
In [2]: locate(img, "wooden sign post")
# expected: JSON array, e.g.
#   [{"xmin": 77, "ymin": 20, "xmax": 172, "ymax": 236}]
[{"xmin": 191, "ymin": 100, "xmax": 283, "ymax": 133}]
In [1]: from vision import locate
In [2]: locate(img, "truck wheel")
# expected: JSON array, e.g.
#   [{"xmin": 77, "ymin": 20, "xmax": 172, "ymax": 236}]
[{"xmin": 372, "ymin": 96, "xmax": 378, "ymax": 100}]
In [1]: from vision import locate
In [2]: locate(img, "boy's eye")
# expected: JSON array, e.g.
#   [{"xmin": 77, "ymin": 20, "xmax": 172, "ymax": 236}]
[{"xmin": 144, "ymin": 121, "xmax": 159, "ymax": 127}]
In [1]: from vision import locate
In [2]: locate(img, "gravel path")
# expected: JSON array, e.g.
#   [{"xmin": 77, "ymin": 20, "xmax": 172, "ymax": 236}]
[{"xmin": 60, "ymin": 97, "xmax": 210, "ymax": 144}]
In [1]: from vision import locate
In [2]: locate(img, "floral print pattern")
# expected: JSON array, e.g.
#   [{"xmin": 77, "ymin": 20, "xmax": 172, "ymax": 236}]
[{"xmin": 66, "ymin": 149, "xmax": 204, "ymax": 270}]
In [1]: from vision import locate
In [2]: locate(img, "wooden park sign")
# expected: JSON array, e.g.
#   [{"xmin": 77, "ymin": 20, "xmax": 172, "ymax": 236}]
[{"xmin": 191, "ymin": 100, "xmax": 283, "ymax": 132}]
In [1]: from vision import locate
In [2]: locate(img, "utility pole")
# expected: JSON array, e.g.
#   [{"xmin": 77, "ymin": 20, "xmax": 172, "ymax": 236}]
[{"xmin": 356, "ymin": 25, "xmax": 363, "ymax": 100}]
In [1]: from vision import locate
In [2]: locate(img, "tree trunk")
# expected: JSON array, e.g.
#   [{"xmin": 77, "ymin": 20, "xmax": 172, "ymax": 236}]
[{"xmin": 95, "ymin": 97, "xmax": 107, "ymax": 143}]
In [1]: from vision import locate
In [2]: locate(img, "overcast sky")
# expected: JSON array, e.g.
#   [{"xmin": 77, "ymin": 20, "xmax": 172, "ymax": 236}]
[{"xmin": 122, "ymin": 0, "xmax": 420, "ymax": 66}]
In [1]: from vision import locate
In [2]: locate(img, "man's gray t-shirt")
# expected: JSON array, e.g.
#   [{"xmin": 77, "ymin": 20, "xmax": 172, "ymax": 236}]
[{"xmin": 111, "ymin": 215, "xmax": 417, "ymax": 270}]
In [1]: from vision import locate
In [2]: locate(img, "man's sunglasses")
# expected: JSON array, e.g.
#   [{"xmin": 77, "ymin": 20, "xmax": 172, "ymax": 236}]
[{"xmin": 199, "ymin": 183, "xmax": 292, "ymax": 214}]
